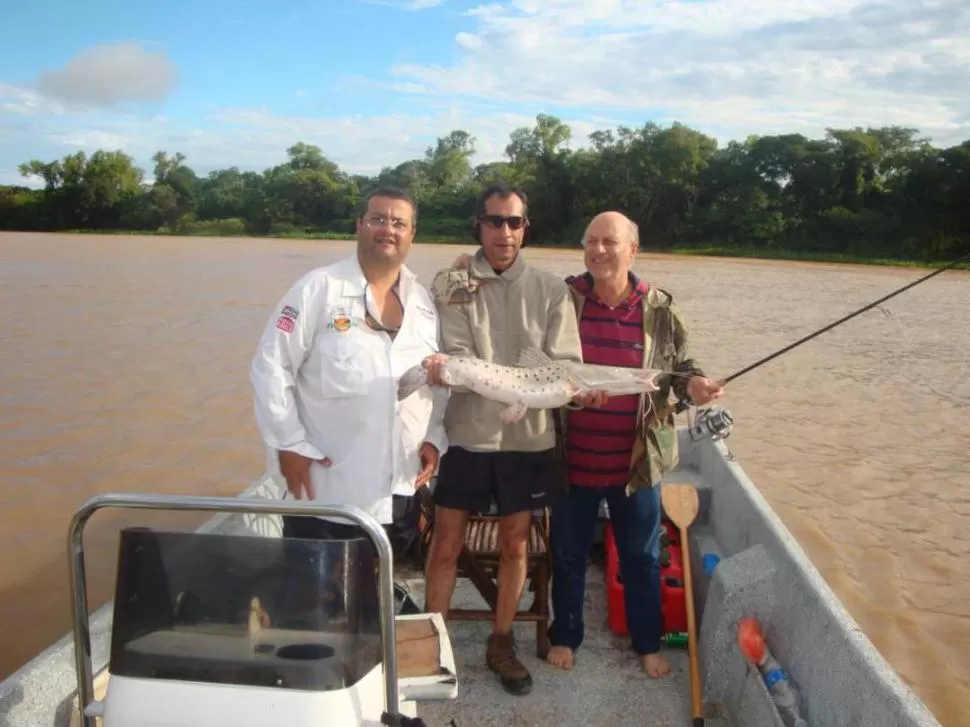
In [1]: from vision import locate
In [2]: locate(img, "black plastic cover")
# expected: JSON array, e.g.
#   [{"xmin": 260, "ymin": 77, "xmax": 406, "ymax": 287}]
[{"xmin": 108, "ymin": 527, "xmax": 383, "ymax": 691}]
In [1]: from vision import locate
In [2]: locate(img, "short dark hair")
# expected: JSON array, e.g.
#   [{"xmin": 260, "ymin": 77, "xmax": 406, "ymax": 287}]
[
  {"xmin": 361, "ymin": 186, "xmax": 418, "ymax": 226},
  {"xmin": 474, "ymin": 181, "xmax": 528, "ymax": 219}
]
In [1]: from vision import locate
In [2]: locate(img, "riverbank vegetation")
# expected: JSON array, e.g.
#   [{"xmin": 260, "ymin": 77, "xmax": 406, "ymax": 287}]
[{"xmin": 1, "ymin": 115, "xmax": 967, "ymax": 266}]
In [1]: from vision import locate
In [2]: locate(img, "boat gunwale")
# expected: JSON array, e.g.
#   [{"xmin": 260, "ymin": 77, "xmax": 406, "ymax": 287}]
[
  {"xmin": 0, "ymin": 431, "xmax": 945, "ymax": 727},
  {"xmin": 681, "ymin": 435, "xmax": 942, "ymax": 727}
]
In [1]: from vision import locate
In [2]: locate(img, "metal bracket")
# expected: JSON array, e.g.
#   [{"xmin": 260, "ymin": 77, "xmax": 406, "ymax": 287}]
[{"xmin": 67, "ymin": 493, "xmax": 399, "ymax": 727}]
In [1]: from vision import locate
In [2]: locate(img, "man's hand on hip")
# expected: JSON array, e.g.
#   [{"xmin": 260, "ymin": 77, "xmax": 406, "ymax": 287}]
[
  {"xmin": 416, "ymin": 442, "xmax": 439, "ymax": 489},
  {"xmin": 278, "ymin": 450, "xmax": 331, "ymax": 500}
]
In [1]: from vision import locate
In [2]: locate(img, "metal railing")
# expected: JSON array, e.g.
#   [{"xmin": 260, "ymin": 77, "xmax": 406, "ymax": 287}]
[{"xmin": 67, "ymin": 493, "xmax": 398, "ymax": 727}]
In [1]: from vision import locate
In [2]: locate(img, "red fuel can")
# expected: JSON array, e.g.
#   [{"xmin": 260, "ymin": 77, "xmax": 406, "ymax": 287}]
[{"xmin": 604, "ymin": 519, "xmax": 687, "ymax": 636}]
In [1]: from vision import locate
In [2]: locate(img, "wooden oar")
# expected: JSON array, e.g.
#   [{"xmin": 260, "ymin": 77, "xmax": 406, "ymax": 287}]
[{"xmin": 661, "ymin": 482, "xmax": 704, "ymax": 727}]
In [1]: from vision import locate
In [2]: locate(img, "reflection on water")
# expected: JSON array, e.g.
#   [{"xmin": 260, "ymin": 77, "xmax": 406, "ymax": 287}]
[{"xmin": 0, "ymin": 233, "xmax": 967, "ymax": 725}]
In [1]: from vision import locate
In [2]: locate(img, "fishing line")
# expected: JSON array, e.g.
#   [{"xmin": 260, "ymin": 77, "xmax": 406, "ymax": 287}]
[{"xmin": 670, "ymin": 250, "xmax": 970, "ymax": 415}]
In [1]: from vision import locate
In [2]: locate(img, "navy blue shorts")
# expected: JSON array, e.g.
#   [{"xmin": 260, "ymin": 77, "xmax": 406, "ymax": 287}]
[{"xmin": 432, "ymin": 446, "xmax": 565, "ymax": 516}]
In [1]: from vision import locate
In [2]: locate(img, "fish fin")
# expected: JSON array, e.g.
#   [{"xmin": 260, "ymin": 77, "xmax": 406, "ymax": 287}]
[
  {"xmin": 515, "ymin": 347, "xmax": 553, "ymax": 369},
  {"xmin": 499, "ymin": 401, "xmax": 529, "ymax": 423},
  {"xmin": 397, "ymin": 364, "xmax": 429, "ymax": 400}
]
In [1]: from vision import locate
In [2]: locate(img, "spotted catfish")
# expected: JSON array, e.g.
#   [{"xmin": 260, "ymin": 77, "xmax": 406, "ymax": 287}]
[{"xmin": 397, "ymin": 347, "xmax": 666, "ymax": 423}]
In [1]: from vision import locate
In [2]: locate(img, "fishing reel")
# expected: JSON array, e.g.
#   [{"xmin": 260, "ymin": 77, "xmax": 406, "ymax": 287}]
[{"xmin": 687, "ymin": 405, "xmax": 734, "ymax": 442}]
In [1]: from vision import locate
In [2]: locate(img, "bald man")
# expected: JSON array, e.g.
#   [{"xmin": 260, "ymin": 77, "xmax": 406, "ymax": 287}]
[{"xmin": 547, "ymin": 211, "xmax": 723, "ymax": 678}]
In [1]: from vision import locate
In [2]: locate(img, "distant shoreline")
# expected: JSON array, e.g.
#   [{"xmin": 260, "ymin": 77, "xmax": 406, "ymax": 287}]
[{"xmin": 6, "ymin": 228, "xmax": 967, "ymax": 271}]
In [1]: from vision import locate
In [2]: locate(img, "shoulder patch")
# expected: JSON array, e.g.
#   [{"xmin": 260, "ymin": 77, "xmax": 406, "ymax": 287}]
[
  {"xmin": 431, "ymin": 268, "xmax": 489, "ymax": 306},
  {"xmin": 645, "ymin": 286, "xmax": 674, "ymax": 309}
]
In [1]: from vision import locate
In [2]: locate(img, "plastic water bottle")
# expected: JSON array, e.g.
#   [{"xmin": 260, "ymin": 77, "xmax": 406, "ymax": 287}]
[
  {"xmin": 738, "ymin": 617, "xmax": 809, "ymax": 727},
  {"xmin": 759, "ymin": 651, "xmax": 808, "ymax": 727}
]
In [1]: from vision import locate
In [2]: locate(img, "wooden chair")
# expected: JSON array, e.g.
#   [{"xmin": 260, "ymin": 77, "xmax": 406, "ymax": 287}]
[{"xmin": 415, "ymin": 484, "xmax": 552, "ymax": 658}]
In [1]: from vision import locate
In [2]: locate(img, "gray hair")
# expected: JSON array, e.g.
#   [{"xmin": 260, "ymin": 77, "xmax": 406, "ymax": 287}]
[{"xmin": 579, "ymin": 213, "xmax": 639, "ymax": 249}]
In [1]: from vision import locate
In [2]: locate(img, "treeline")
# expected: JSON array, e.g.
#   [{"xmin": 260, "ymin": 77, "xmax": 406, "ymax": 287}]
[{"xmin": 1, "ymin": 114, "xmax": 968, "ymax": 261}]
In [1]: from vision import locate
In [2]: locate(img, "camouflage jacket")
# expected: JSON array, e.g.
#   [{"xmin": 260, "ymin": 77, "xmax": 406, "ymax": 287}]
[{"xmin": 556, "ymin": 278, "xmax": 706, "ymax": 494}]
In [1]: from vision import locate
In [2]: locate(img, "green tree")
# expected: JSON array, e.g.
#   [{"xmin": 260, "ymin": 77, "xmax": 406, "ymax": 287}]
[{"xmin": 1, "ymin": 119, "xmax": 966, "ymax": 262}]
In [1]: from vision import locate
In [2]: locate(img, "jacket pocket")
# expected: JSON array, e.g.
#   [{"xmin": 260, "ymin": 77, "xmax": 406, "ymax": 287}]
[
  {"xmin": 648, "ymin": 422, "xmax": 679, "ymax": 475},
  {"xmin": 316, "ymin": 335, "xmax": 369, "ymax": 397}
]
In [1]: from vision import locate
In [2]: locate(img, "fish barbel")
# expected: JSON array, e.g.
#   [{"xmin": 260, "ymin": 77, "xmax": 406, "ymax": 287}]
[{"xmin": 398, "ymin": 347, "xmax": 665, "ymax": 423}]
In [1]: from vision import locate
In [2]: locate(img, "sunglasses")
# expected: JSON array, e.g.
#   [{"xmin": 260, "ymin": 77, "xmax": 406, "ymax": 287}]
[
  {"xmin": 363, "ymin": 283, "xmax": 402, "ymax": 335},
  {"xmin": 479, "ymin": 214, "xmax": 528, "ymax": 230}
]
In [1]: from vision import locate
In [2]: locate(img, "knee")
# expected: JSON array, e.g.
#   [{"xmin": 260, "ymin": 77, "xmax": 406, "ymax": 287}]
[
  {"xmin": 619, "ymin": 549, "xmax": 657, "ymax": 577},
  {"xmin": 643, "ymin": 525, "xmax": 663, "ymax": 560},
  {"xmin": 552, "ymin": 543, "xmax": 585, "ymax": 571},
  {"xmin": 428, "ymin": 532, "xmax": 463, "ymax": 566},
  {"xmin": 498, "ymin": 530, "xmax": 529, "ymax": 562}
]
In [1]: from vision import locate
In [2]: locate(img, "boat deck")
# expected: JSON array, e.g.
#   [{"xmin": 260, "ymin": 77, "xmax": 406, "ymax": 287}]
[
  {"xmin": 407, "ymin": 559, "xmax": 726, "ymax": 727},
  {"xmin": 0, "ymin": 431, "xmax": 945, "ymax": 727}
]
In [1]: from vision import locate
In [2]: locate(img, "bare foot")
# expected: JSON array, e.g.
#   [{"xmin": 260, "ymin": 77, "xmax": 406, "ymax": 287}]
[
  {"xmin": 546, "ymin": 645, "xmax": 575, "ymax": 671},
  {"xmin": 642, "ymin": 652, "xmax": 672, "ymax": 678}
]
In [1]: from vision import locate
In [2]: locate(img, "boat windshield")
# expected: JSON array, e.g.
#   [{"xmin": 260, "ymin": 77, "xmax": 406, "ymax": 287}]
[{"xmin": 108, "ymin": 526, "xmax": 384, "ymax": 691}]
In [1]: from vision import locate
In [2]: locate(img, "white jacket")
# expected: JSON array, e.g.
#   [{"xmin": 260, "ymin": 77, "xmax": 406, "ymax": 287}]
[{"xmin": 250, "ymin": 253, "xmax": 448, "ymax": 525}]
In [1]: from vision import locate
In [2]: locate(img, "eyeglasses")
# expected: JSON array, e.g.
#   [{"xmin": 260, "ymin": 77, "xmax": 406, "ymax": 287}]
[
  {"xmin": 363, "ymin": 214, "xmax": 411, "ymax": 232},
  {"xmin": 479, "ymin": 214, "xmax": 527, "ymax": 230}
]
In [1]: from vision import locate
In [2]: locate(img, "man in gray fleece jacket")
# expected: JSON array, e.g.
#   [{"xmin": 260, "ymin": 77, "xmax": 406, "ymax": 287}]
[{"xmin": 423, "ymin": 182, "xmax": 585, "ymax": 696}]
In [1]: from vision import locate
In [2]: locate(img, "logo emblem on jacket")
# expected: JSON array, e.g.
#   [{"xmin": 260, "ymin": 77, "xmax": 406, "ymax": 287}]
[
  {"xmin": 276, "ymin": 304, "xmax": 300, "ymax": 333},
  {"xmin": 328, "ymin": 313, "xmax": 354, "ymax": 332}
]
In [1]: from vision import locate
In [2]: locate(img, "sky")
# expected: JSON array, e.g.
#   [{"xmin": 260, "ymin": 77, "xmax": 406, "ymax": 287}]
[{"xmin": 1, "ymin": 0, "xmax": 968, "ymax": 186}]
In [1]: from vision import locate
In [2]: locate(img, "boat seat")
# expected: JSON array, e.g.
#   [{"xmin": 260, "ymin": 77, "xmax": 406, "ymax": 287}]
[{"xmin": 415, "ymin": 485, "xmax": 552, "ymax": 659}]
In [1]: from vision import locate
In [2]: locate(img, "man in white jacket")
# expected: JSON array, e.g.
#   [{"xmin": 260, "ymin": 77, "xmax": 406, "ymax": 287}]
[{"xmin": 250, "ymin": 186, "xmax": 448, "ymax": 546}]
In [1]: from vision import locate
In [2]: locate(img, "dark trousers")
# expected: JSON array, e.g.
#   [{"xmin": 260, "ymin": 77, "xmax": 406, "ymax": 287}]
[
  {"xmin": 548, "ymin": 483, "xmax": 664, "ymax": 655},
  {"xmin": 281, "ymin": 494, "xmax": 420, "ymax": 549},
  {"xmin": 280, "ymin": 494, "xmax": 422, "ymax": 623},
  {"xmin": 276, "ymin": 512, "xmax": 381, "ymax": 630}
]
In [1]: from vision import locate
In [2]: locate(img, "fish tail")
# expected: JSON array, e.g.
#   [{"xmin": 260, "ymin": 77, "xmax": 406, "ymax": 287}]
[{"xmin": 398, "ymin": 364, "xmax": 430, "ymax": 400}]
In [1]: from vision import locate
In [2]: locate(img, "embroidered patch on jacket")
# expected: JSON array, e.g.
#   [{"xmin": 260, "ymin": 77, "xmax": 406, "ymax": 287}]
[
  {"xmin": 280, "ymin": 305, "xmax": 299, "ymax": 320},
  {"xmin": 327, "ymin": 313, "xmax": 354, "ymax": 332},
  {"xmin": 276, "ymin": 316, "xmax": 295, "ymax": 333}
]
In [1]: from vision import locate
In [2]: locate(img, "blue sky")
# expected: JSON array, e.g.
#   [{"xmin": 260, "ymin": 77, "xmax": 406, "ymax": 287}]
[{"xmin": 1, "ymin": 0, "xmax": 968, "ymax": 186}]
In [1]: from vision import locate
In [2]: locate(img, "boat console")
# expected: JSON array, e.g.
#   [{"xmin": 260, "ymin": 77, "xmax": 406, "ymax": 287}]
[{"xmin": 67, "ymin": 494, "xmax": 457, "ymax": 727}]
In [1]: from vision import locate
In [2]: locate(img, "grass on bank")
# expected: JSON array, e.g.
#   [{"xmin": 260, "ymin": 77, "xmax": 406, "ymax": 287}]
[
  {"xmin": 18, "ymin": 225, "xmax": 970, "ymax": 271},
  {"xmin": 663, "ymin": 245, "xmax": 969, "ymax": 270}
]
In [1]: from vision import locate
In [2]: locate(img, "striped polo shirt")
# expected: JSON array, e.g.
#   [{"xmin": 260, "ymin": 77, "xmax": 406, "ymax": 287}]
[{"xmin": 564, "ymin": 272, "xmax": 648, "ymax": 488}]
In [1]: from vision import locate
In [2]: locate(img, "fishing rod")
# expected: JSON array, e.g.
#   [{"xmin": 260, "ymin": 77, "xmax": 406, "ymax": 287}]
[{"xmin": 665, "ymin": 249, "xmax": 970, "ymax": 419}]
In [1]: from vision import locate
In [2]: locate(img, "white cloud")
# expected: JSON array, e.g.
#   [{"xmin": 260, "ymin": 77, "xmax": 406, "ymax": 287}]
[
  {"xmin": 3, "ymin": 1, "xmax": 968, "ymax": 189},
  {"xmin": 383, "ymin": 0, "xmax": 970, "ymax": 147},
  {"xmin": 35, "ymin": 42, "xmax": 177, "ymax": 108},
  {"xmin": 0, "ymin": 83, "xmax": 65, "ymax": 116},
  {"xmin": 0, "ymin": 87, "xmax": 613, "ymax": 187}
]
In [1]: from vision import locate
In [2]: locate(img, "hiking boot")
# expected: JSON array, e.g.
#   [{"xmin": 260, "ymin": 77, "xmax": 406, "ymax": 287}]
[{"xmin": 486, "ymin": 631, "xmax": 533, "ymax": 695}]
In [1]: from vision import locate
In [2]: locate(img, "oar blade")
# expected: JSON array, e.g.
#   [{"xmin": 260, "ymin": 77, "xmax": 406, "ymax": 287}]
[{"xmin": 661, "ymin": 483, "xmax": 699, "ymax": 530}]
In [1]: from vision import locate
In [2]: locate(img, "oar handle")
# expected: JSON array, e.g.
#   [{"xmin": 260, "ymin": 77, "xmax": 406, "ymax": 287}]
[{"xmin": 679, "ymin": 522, "xmax": 704, "ymax": 723}]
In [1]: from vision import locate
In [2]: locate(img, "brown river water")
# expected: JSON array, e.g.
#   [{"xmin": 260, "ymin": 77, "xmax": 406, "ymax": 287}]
[{"xmin": 1, "ymin": 232, "xmax": 967, "ymax": 725}]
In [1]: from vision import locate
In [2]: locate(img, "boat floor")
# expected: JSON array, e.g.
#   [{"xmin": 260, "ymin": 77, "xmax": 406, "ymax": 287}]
[{"xmin": 404, "ymin": 559, "xmax": 728, "ymax": 727}]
